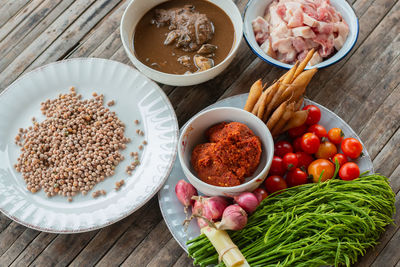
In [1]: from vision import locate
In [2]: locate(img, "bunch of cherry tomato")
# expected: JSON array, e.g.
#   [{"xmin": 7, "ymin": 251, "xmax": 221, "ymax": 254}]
[{"xmin": 255, "ymin": 104, "xmax": 364, "ymax": 197}]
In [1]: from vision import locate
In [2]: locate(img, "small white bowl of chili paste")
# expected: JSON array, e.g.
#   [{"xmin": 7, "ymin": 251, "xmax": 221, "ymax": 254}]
[
  {"xmin": 120, "ymin": 0, "xmax": 243, "ymax": 86},
  {"xmin": 178, "ymin": 107, "xmax": 274, "ymax": 196}
]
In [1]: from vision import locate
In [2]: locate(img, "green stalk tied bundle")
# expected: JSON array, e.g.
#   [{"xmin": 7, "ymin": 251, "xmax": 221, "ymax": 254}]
[{"xmin": 187, "ymin": 174, "xmax": 395, "ymax": 267}]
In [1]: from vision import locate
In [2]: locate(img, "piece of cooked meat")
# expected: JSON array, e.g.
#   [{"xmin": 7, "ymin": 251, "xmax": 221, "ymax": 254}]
[{"xmin": 152, "ymin": 5, "xmax": 214, "ymax": 52}]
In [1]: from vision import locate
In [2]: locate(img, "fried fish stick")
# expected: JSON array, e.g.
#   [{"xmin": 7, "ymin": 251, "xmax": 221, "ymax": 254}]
[
  {"xmin": 271, "ymin": 102, "xmax": 295, "ymax": 136},
  {"xmin": 257, "ymin": 82, "xmax": 279, "ymax": 119},
  {"xmin": 290, "ymin": 68, "xmax": 318, "ymax": 100},
  {"xmin": 294, "ymin": 49, "xmax": 315, "ymax": 79},
  {"xmin": 244, "ymin": 79, "xmax": 263, "ymax": 112},
  {"xmin": 294, "ymin": 96, "xmax": 304, "ymax": 110},
  {"xmin": 251, "ymin": 84, "xmax": 268, "ymax": 115},
  {"xmin": 263, "ymin": 62, "xmax": 299, "ymax": 121},
  {"xmin": 281, "ymin": 110, "xmax": 309, "ymax": 132},
  {"xmin": 266, "ymin": 101, "xmax": 287, "ymax": 130}
]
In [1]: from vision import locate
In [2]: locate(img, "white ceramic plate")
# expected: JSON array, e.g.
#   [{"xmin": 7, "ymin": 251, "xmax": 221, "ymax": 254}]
[
  {"xmin": 0, "ymin": 58, "xmax": 178, "ymax": 233},
  {"xmin": 158, "ymin": 93, "xmax": 373, "ymax": 252}
]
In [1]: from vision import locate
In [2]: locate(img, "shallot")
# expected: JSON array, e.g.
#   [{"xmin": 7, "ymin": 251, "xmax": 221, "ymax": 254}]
[
  {"xmin": 217, "ymin": 204, "xmax": 248, "ymax": 231},
  {"xmin": 233, "ymin": 192, "xmax": 259, "ymax": 214},
  {"xmin": 175, "ymin": 180, "xmax": 198, "ymax": 211},
  {"xmin": 190, "ymin": 196, "xmax": 229, "ymax": 228}
]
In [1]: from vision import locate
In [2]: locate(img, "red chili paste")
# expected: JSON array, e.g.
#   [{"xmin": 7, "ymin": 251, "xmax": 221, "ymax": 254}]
[{"xmin": 191, "ymin": 122, "xmax": 262, "ymax": 187}]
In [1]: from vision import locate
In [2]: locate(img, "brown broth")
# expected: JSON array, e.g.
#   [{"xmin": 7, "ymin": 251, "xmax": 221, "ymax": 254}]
[{"xmin": 134, "ymin": 0, "xmax": 235, "ymax": 75}]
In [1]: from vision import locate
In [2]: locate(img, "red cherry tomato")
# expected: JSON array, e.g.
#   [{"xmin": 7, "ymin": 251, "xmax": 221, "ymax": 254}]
[
  {"xmin": 339, "ymin": 162, "xmax": 360, "ymax": 181},
  {"xmin": 274, "ymin": 141, "xmax": 293, "ymax": 158},
  {"xmin": 328, "ymin": 128, "xmax": 344, "ymax": 145},
  {"xmin": 315, "ymin": 141, "xmax": 337, "ymax": 159},
  {"xmin": 286, "ymin": 168, "xmax": 308, "ymax": 187},
  {"xmin": 301, "ymin": 133, "xmax": 320, "ymax": 154},
  {"xmin": 253, "ymin": 188, "xmax": 268, "ymax": 203},
  {"xmin": 303, "ymin": 105, "xmax": 321, "ymax": 125},
  {"xmin": 341, "ymin": 138, "xmax": 363, "ymax": 159},
  {"xmin": 282, "ymin": 153, "xmax": 298, "ymax": 171},
  {"xmin": 332, "ymin": 153, "xmax": 348, "ymax": 167},
  {"xmin": 308, "ymin": 124, "xmax": 328, "ymax": 139},
  {"xmin": 293, "ymin": 137, "xmax": 303, "ymax": 152},
  {"xmin": 295, "ymin": 152, "xmax": 314, "ymax": 169},
  {"xmin": 269, "ymin": 156, "xmax": 285, "ymax": 176},
  {"xmin": 308, "ymin": 159, "xmax": 335, "ymax": 183},
  {"xmin": 264, "ymin": 175, "xmax": 287, "ymax": 194},
  {"xmin": 288, "ymin": 124, "xmax": 307, "ymax": 139}
]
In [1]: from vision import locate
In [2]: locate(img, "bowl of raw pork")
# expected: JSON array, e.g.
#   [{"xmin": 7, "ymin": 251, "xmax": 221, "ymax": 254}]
[{"xmin": 243, "ymin": 0, "xmax": 359, "ymax": 69}]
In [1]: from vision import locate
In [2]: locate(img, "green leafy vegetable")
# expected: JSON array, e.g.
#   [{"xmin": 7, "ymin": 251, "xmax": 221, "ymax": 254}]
[{"xmin": 187, "ymin": 174, "xmax": 395, "ymax": 267}]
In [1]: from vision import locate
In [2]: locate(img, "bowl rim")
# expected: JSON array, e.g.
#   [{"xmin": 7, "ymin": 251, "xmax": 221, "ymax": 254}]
[
  {"xmin": 242, "ymin": 0, "xmax": 360, "ymax": 70},
  {"xmin": 120, "ymin": 0, "xmax": 244, "ymax": 78},
  {"xmin": 178, "ymin": 106, "xmax": 274, "ymax": 191}
]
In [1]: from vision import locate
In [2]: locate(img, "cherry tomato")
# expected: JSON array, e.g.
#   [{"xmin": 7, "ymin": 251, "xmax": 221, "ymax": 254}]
[
  {"xmin": 332, "ymin": 153, "xmax": 348, "ymax": 167},
  {"xmin": 308, "ymin": 159, "xmax": 335, "ymax": 183},
  {"xmin": 253, "ymin": 188, "xmax": 268, "ymax": 202},
  {"xmin": 282, "ymin": 153, "xmax": 298, "ymax": 171},
  {"xmin": 286, "ymin": 168, "xmax": 308, "ymax": 187},
  {"xmin": 308, "ymin": 124, "xmax": 328, "ymax": 139},
  {"xmin": 293, "ymin": 137, "xmax": 303, "ymax": 152},
  {"xmin": 274, "ymin": 141, "xmax": 293, "ymax": 158},
  {"xmin": 303, "ymin": 105, "xmax": 321, "ymax": 125},
  {"xmin": 288, "ymin": 124, "xmax": 307, "ymax": 139},
  {"xmin": 339, "ymin": 162, "xmax": 360, "ymax": 181},
  {"xmin": 315, "ymin": 141, "xmax": 337, "ymax": 159},
  {"xmin": 328, "ymin": 128, "xmax": 344, "ymax": 145},
  {"xmin": 269, "ymin": 156, "xmax": 285, "ymax": 176},
  {"xmin": 295, "ymin": 152, "xmax": 314, "ymax": 169},
  {"xmin": 341, "ymin": 138, "xmax": 363, "ymax": 159},
  {"xmin": 264, "ymin": 175, "xmax": 287, "ymax": 194},
  {"xmin": 301, "ymin": 133, "xmax": 320, "ymax": 154}
]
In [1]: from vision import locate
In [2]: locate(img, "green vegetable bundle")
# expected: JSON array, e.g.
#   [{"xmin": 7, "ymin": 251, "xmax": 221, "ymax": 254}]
[{"xmin": 187, "ymin": 174, "xmax": 395, "ymax": 267}]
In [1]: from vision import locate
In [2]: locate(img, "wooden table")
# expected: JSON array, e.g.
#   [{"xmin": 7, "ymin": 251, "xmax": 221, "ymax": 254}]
[{"xmin": 0, "ymin": 0, "xmax": 398, "ymax": 266}]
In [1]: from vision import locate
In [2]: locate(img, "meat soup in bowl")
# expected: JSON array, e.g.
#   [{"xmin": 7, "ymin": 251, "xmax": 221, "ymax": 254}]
[
  {"xmin": 178, "ymin": 107, "xmax": 274, "ymax": 196},
  {"xmin": 121, "ymin": 0, "xmax": 243, "ymax": 86}
]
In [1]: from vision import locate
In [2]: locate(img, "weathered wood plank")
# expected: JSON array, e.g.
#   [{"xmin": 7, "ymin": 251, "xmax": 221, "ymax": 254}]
[
  {"xmin": 68, "ymin": 0, "xmax": 128, "ymax": 59},
  {"xmin": 0, "ymin": 214, "xmax": 12, "ymax": 233},
  {"xmin": 29, "ymin": 231, "xmax": 97, "ymax": 266},
  {"xmin": 10, "ymin": 233, "xmax": 56, "ymax": 267},
  {"xmin": 0, "ymin": 0, "xmax": 44, "ymax": 42},
  {"xmin": 0, "ymin": 0, "xmax": 32, "ymax": 28},
  {"xmin": 22, "ymin": 0, "xmax": 122, "ymax": 75},
  {"xmin": 109, "ymin": 46, "xmax": 131, "ymax": 65},
  {"xmin": 90, "ymin": 27, "xmax": 122, "ymax": 59},
  {"xmin": 121, "ymin": 220, "xmax": 173, "ymax": 266},
  {"xmin": 173, "ymin": 252, "xmax": 195, "ymax": 267},
  {"xmin": 0, "ymin": 0, "xmax": 96, "ymax": 88},
  {"xmin": 310, "ymin": 0, "xmax": 399, "ymax": 107},
  {"xmin": 146, "ymin": 237, "xmax": 184, "ymax": 267},
  {"xmin": 0, "ymin": 228, "xmax": 40, "ymax": 266},
  {"xmin": 348, "ymin": 59, "xmax": 400, "ymax": 134},
  {"xmin": 0, "ymin": 0, "xmax": 76, "ymax": 78},
  {"xmin": 359, "ymin": 84, "xmax": 400, "ymax": 160},
  {"xmin": 355, "ymin": 191, "xmax": 400, "ymax": 266},
  {"xmin": 307, "ymin": 0, "xmax": 398, "ymax": 100},
  {"xmin": 332, "ymin": 37, "xmax": 400, "ymax": 123},
  {"xmin": 69, "ymin": 198, "xmax": 158, "ymax": 267},
  {"xmin": 0, "ymin": 0, "xmax": 64, "ymax": 57},
  {"xmin": 372, "ymin": 128, "xmax": 400, "ymax": 177},
  {"xmin": 95, "ymin": 202, "xmax": 163, "ymax": 266},
  {"xmin": 371, "ymin": 227, "xmax": 400, "ymax": 266},
  {"xmin": 0, "ymin": 222, "xmax": 29, "ymax": 256}
]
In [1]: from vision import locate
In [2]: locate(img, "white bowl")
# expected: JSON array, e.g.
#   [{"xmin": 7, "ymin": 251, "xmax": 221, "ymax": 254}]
[
  {"xmin": 120, "ymin": 0, "xmax": 243, "ymax": 86},
  {"xmin": 243, "ymin": 0, "xmax": 359, "ymax": 69},
  {"xmin": 178, "ymin": 107, "xmax": 274, "ymax": 196}
]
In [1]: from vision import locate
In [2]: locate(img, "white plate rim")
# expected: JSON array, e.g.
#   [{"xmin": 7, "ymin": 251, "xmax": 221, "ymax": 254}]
[{"xmin": 0, "ymin": 58, "xmax": 179, "ymax": 234}]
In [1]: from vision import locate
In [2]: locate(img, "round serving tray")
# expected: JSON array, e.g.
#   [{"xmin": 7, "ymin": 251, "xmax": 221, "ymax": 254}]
[{"xmin": 158, "ymin": 93, "xmax": 373, "ymax": 251}]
